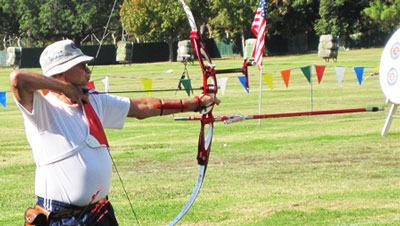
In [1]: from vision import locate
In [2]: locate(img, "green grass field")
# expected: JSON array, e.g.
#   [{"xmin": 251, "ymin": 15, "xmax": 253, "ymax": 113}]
[{"xmin": 1, "ymin": 48, "xmax": 400, "ymax": 226}]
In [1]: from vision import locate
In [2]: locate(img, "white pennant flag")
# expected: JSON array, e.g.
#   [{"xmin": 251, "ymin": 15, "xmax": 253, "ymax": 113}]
[
  {"xmin": 217, "ymin": 77, "xmax": 228, "ymax": 96},
  {"xmin": 335, "ymin": 66, "xmax": 346, "ymax": 86},
  {"xmin": 101, "ymin": 76, "xmax": 109, "ymax": 92}
]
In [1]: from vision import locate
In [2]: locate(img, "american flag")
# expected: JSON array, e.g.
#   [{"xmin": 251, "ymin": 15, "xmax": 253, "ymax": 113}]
[{"xmin": 251, "ymin": 0, "xmax": 267, "ymax": 70}]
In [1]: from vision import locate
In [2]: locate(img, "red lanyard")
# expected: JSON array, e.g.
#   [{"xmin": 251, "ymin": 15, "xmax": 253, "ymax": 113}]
[{"xmin": 83, "ymin": 103, "xmax": 109, "ymax": 148}]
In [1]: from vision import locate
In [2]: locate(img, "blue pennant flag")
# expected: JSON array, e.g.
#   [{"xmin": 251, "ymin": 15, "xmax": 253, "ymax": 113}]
[
  {"xmin": 238, "ymin": 76, "xmax": 249, "ymax": 93},
  {"xmin": 0, "ymin": 92, "xmax": 6, "ymax": 108},
  {"xmin": 354, "ymin": 67, "xmax": 364, "ymax": 85}
]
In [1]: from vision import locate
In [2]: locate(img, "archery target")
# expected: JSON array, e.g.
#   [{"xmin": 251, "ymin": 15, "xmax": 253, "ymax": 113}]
[{"xmin": 380, "ymin": 28, "xmax": 400, "ymax": 104}]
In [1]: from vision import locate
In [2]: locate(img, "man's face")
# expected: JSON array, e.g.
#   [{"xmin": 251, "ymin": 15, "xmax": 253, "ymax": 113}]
[{"xmin": 61, "ymin": 62, "xmax": 91, "ymax": 87}]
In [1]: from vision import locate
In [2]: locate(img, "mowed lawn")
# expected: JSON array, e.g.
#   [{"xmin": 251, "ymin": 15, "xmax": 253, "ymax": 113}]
[{"xmin": 1, "ymin": 48, "xmax": 400, "ymax": 226}]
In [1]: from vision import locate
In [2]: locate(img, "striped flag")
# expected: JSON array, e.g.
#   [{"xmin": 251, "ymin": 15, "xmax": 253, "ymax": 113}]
[{"xmin": 251, "ymin": 0, "xmax": 267, "ymax": 70}]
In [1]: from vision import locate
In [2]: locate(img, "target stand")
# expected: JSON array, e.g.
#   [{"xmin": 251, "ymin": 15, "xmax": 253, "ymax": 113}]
[
  {"xmin": 381, "ymin": 99, "xmax": 399, "ymax": 136},
  {"xmin": 379, "ymin": 28, "xmax": 400, "ymax": 136}
]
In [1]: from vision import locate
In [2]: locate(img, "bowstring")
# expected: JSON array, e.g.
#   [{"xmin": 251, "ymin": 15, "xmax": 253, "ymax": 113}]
[
  {"xmin": 91, "ymin": 0, "xmax": 141, "ymax": 225},
  {"xmin": 108, "ymin": 148, "xmax": 141, "ymax": 226},
  {"xmin": 90, "ymin": 0, "xmax": 118, "ymax": 73}
]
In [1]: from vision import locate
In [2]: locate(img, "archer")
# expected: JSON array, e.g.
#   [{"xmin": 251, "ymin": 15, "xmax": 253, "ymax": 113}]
[{"xmin": 9, "ymin": 40, "xmax": 220, "ymax": 226}]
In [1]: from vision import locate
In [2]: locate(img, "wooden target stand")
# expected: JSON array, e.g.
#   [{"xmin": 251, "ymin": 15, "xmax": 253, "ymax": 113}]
[
  {"xmin": 380, "ymin": 28, "xmax": 400, "ymax": 136},
  {"xmin": 381, "ymin": 99, "xmax": 399, "ymax": 136}
]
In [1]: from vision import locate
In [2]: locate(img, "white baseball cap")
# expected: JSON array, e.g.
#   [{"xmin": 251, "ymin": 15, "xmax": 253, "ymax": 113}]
[{"xmin": 39, "ymin": 40, "xmax": 94, "ymax": 77}]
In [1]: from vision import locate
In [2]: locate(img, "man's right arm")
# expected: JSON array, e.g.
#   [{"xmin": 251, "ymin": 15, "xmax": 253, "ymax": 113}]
[{"xmin": 9, "ymin": 70, "xmax": 85, "ymax": 113}]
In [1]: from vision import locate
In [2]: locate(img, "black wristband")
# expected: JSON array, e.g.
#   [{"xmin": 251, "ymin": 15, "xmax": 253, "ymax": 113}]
[
  {"xmin": 160, "ymin": 99, "xmax": 164, "ymax": 116},
  {"xmin": 180, "ymin": 99, "xmax": 184, "ymax": 112}
]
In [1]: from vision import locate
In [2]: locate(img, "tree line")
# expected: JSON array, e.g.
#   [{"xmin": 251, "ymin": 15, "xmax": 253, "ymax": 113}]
[{"xmin": 0, "ymin": 0, "xmax": 399, "ymax": 60}]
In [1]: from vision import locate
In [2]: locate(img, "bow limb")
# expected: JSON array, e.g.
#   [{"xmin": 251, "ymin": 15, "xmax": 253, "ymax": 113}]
[
  {"xmin": 169, "ymin": 1, "xmax": 217, "ymax": 225},
  {"xmin": 168, "ymin": 110, "xmax": 214, "ymax": 226}
]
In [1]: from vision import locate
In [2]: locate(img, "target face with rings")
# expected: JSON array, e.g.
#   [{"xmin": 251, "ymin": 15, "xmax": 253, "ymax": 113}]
[{"xmin": 380, "ymin": 28, "xmax": 400, "ymax": 104}]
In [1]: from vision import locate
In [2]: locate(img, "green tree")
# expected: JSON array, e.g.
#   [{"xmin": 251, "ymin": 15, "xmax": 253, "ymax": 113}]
[
  {"xmin": 121, "ymin": 0, "xmax": 205, "ymax": 61},
  {"xmin": 208, "ymin": 0, "xmax": 320, "ymax": 53},
  {"xmin": 266, "ymin": 0, "xmax": 320, "ymax": 52},
  {"xmin": 363, "ymin": 0, "xmax": 400, "ymax": 33},
  {"xmin": 267, "ymin": 0, "xmax": 319, "ymax": 36},
  {"xmin": 314, "ymin": 0, "xmax": 369, "ymax": 47},
  {"xmin": 209, "ymin": 0, "xmax": 258, "ymax": 45},
  {"xmin": 0, "ymin": 1, "xmax": 21, "ymax": 49},
  {"xmin": 1, "ymin": 0, "xmax": 122, "ymax": 47}
]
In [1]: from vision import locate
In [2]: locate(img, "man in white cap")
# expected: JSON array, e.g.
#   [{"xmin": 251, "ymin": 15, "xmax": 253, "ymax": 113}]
[{"xmin": 10, "ymin": 40, "xmax": 220, "ymax": 226}]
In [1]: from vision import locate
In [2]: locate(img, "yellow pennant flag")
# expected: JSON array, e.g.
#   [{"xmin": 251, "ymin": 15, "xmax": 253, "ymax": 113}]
[
  {"xmin": 140, "ymin": 78, "xmax": 152, "ymax": 97},
  {"xmin": 262, "ymin": 73, "xmax": 273, "ymax": 90},
  {"xmin": 373, "ymin": 66, "xmax": 379, "ymax": 71}
]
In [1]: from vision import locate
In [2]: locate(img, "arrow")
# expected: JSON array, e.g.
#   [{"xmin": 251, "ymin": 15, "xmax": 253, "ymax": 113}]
[{"xmin": 174, "ymin": 107, "xmax": 385, "ymax": 124}]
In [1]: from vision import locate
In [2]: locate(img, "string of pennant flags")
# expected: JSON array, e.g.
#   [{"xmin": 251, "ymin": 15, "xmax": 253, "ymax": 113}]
[
  {"xmin": 0, "ymin": 64, "xmax": 379, "ymax": 109},
  {"xmin": 95, "ymin": 64, "xmax": 379, "ymax": 95},
  {"xmin": 262, "ymin": 65, "xmax": 379, "ymax": 90},
  {"xmin": 89, "ymin": 74, "xmax": 250, "ymax": 96}
]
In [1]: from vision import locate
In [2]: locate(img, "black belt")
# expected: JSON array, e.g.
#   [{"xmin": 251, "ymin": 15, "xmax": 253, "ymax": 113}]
[{"xmin": 50, "ymin": 197, "xmax": 108, "ymax": 220}]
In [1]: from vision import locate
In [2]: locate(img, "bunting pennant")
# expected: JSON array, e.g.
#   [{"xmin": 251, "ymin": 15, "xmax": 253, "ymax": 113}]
[
  {"xmin": 140, "ymin": 78, "xmax": 152, "ymax": 97},
  {"xmin": 354, "ymin": 67, "xmax": 364, "ymax": 85},
  {"xmin": 42, "ymin": 89, "xmax": 49, "ymax": 95},
  {"xmin": 314, "ymin": 65, "xmax": 326, "ymax": 84},
  {"xmin": 335, "ymin": 66, "xmax": 346, "ymax": 86},
  {"xmin": 238, "ymin": 76, "xmax": 250, "ymax": 93},
  {"xmin": 262, "ymin": 73, "xmax": 273, "ymax": 90},
  {"xmin": 217, "ymin": 77, "xmax": 228, "ymax": 96},
  {"xmin": 0, "ymin": 92, "xmax": 6, "ymax": 108},
  {"xmin": 101, "ymin": 76, "xmax": 109, "ymax": 92},
  {"xmin": 88, "ymin": 81, "xmax": 96, "ymax": 89},
  {"xmin": 180, "ymin": 79, "xmax": 192, "ymax": 96},
  {"xmin": 280, "ymin": 70, "xmax": 291, "ymax": 88},
  {"xmin": 300, "ymin": 65, "xmax": 312, "ymax": 84}
]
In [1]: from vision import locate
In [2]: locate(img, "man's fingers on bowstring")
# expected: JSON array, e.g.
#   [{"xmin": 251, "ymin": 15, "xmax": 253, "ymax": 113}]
[
  {"xmin": 81, "ymin": 90, "xmax": 90, "ymax": 104},
  {"xmin": 64, "ymin": 84, "xmax": 89, "ymax": 105},
  {"xmin": 80, "ymin": 88, "xmax": 90, "ymax": 104}
]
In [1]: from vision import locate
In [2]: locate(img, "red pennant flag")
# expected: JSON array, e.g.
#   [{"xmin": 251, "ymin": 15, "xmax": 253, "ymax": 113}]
[
  {"xmin": 42, "ymin": 89, "xmax": 49, "ymax": 95},
  {"xmin": 280, "ymin": 70, "xmax": 291, "ymax": 88},
  {"xmin": 88, "ymin": 81, "xmax": 95, "ymax": 89},
  {"xmin": 314, "ymin": 65, "xmax": 326, "ymax": 84}
]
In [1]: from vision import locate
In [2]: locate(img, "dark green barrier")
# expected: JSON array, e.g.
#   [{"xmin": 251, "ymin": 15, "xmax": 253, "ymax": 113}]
[
  {"xmin": 17, "ymin": 40, "xmax": 222, "ymax": 68},
  {"xmin": 18, "ymin": 45, "xmax": 116, "ymax": 68},
  {"xmin": 204, "ymin": 39, "xmax": 221, "ymax": 58},
  {"xmin": 20, "ymin": 48, "xmax": 43, "ymax": 68},
  {"xmin": 80, "ymin": 45, "xmax": 116, "ymax": 65},
  {"xmin": 215, "ymin": 40, "xmax": 243, "ymax": 57},
  {"xmin": 131, "ymin": 42, "xmax": 170, "ymax": 63}
]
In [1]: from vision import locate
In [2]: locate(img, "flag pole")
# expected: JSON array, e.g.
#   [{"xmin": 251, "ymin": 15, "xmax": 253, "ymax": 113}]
[
  {"xmin": 250, "ymin": 0, "xmax": 267, "ymax": 125},
  {"xmin": 258, "ymin": 66, "xmax": 263, "ymax": 125},
  {"xmin": 310, "ymin": 73, "xmax": 313, "ymax": 111}
]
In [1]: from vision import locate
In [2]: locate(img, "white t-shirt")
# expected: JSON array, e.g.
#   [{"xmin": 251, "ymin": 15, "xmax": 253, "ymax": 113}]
[{"xmin": 15, "ymin": 91, "xmax": 130, "ymax": 206}]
